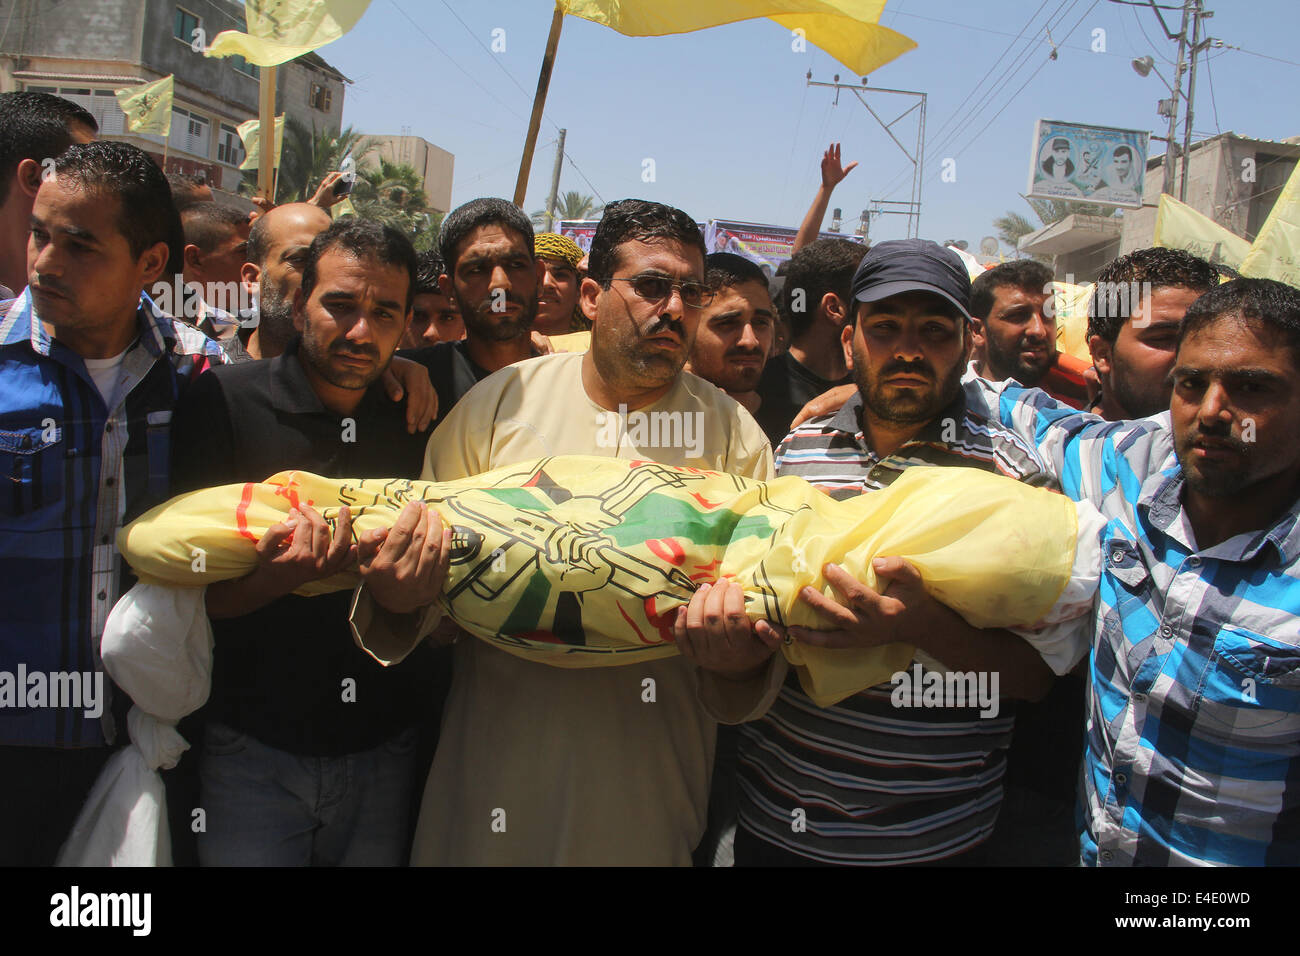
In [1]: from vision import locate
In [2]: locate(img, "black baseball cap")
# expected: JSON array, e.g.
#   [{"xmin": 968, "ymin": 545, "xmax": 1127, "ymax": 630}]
[{"xmin": 849, "ymin": 238, "xmax": 972, "ymax": 320}]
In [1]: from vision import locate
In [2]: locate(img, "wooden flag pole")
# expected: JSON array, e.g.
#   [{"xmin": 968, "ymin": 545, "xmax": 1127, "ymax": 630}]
[
  {"xmin": 258, "ymin": 64, "xmax": 278, "ymax": 202},
  {"xmin": 513, "ymin": 4, "xmax": 564, "ymax": 208}
]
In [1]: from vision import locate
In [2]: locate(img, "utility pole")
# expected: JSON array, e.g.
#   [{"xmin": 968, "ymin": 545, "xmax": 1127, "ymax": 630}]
[
  {"xmin": 1179, "ymin": 2, "xmax": 1217, "ymax": 201},
  {"xmin": 543, "ymin": 128, "xmax": 566, "ymax": 233},
  {"xmin": 1140, "ymin": 0, "xmax": 1218, "ymax": 199},
  {"xmin": 1161, "ymin": 1, "xmax": 1191, "ymax": 197}
]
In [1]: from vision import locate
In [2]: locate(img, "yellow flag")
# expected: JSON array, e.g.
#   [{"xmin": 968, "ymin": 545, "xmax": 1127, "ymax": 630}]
[
  {"xmin": 237, "ymin": 115, "xmax": 285, "ymax": 171},
  {"xmin": 1154, "ymin": 194, "xmax": 1251, "ymax": 271},
  {"xmin": 557, "ymin": 0, "xmax": 916, "ymax": 75},
  {"xmin": 1239, "ymin": 162, "xmax": 1300, "ymax": 286},
  {"xmin": 1051, "ymin": 281, "xmax": 1094, "ymax": 362},
  {"xmin": 206, "ymin": 0, "xmax": 372, "ymax": 67},
  {"xmin": 114, "ymin": 75, "xmax": 174, "ymax": 137}
]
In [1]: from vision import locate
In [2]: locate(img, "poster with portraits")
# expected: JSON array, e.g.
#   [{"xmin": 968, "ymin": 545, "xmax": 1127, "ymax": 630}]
[
  {"xmin": 706, "ymin": 220, "xmax": 861, "ymax": 277},
  {"xmin": 1027, "ymin": 120, "xmax": 1148, "ymax": 209}
]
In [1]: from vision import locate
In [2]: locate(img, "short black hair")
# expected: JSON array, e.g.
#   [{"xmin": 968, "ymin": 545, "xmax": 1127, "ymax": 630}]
[
  {"xmin": 1179, "ymin": 277, "xmax": 1300, "ymax": 366},
  {"xmin": 969, "ymin": 259, "xmax": 1054, "ymax": 320},
  {"xmin": 1113, "ymin": 146, "xmax": 1133, "ymax": 160},
  {"xmin": 299, "ymin": 217, "xmax": 419, "ymax": 312},
  {"xmin": 0, "ymin": 91, "xmax": 97, "ymax": 205},
  {"xmin": 780, "ymin": 238, "xmax": 867, "ymax": 339},
  {"xmin": 167, "ymin": 171, "xmax": 212, "ymax": 212},
  {"xmin": 52, "ymin": 141, "xmax": 178, "ymax": 265},
  {"xmin": 705, "ymin": 252, "xmax": 767, "ymax": 293},
  {"xmin": 588, "ymin": 199, "xmax": 707, "ymax": 285},
  {"xmin": 1088, "ymin": 247, "xmax": 1219, "ymax": 343},
  {"xmin": 437, "ymin": 197, "xmax": 533, "ymax": 272},
  {"xmin": 181, "ymin": 202, "xmax": 248, "ymax": 253},
  {"xmin": 415, "ymin": 249, "xmax": 445, "ymax": 296}
]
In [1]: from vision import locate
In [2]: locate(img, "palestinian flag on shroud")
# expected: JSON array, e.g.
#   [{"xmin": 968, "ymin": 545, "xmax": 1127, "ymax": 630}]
[{"xmin": 119, "ymin": 455, "xmax": 1081, "ymax": 706}]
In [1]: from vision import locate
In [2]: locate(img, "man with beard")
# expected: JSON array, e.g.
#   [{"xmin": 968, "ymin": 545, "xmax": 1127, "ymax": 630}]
[
  {"xmin": 686, "ymin": 253, "xmax": 776, "ymax": 416},
  {"xmin": 989, "ymin": 278, "xmax": 1300, "ymax": 866},
  {"xmin": 350, "ymin": 199, "xmax": 779, "ymax": 865},
  {"xmin": 968, "ymin": 259, "xmax": 1088, "ymax": 408},
  {"xmin": 235, "ymin": 202, "xmax": 332, "ymax": 362},
  {"xmin": 1087, "ymin": 247, "xmax": 1219, "ymax": 420},
  {"xmin": 733, "ymin": 239, "xmax": 1073, "ymax": 867},
  {"xmin": 403, "ymin": 198, "xmax": 545, "ymax": 427},
  {"xmin": 229, "ymin": 201, "xmax": 436, "ymax": 432},
  {"xmin": 169, "ymin": 218, "xmax": 446, "ymax": 865}
]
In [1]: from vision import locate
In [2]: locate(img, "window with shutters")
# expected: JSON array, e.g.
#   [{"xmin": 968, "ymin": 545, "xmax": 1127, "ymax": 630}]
[
  {"xmin": 217, "ymin": 124, "xmax": 244, "ymax": 167},
  {"xmin": 309, "ymin": 83, "xmax": 332, "ymax": 112}
]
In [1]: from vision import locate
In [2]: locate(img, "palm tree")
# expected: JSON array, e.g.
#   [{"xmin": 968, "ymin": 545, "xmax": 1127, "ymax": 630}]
[
  {"xmin": 992, "ymin": 196, "xmax": 1119, "ymax": 258},
  {"xmin": 530, "ymin": 191, "xmax": 602, "ymax": 230},
  {"xmin": 352, "ymin": 158, "xmax": 430, "ymax": 233},
  {"xmin": 241, "ymin": 120, "xmax": 377, "ymax": 204},
  {"xmin": 993, "ymin": 211, "xmax": 1037, "ymax": 250}
]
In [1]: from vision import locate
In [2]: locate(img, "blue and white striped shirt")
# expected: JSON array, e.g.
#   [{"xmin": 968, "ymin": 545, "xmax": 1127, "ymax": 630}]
[{"xmin": 993, "ymin": 384, "xmax": 1300, "ymax": 866}]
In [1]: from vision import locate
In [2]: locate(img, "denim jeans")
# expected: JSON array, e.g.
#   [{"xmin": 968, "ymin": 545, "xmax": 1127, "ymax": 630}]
[{"xmin": 196, "ymin": 721, "xmax": 417, "ymax": 866}]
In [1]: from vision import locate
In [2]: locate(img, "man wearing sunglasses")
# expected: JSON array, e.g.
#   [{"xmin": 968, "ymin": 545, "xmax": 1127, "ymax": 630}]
[{"xmin": 351, "ymin": 199, "xmax": 781, "ymax": 866}]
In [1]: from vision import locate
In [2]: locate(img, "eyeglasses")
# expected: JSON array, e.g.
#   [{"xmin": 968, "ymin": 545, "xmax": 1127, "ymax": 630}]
[{"xmin": 602, "ymin": 272, "xmax": 715, "ymax": 308}]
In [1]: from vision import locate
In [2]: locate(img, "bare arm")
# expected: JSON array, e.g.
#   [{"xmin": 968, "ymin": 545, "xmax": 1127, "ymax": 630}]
[
  {"xmin": 792, "ymin": 143, "xmax": 859, "ymax": 255},
  {"xmin": 790, "ymin": 560, "xmax": 1053, "ymax": 702}
]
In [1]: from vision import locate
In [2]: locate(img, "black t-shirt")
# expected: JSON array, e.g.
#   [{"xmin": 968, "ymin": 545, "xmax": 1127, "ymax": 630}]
[
  {"xmin": 401, "ymin": 340, "xmax": 493, "ymax": 430},
  {"xmin": 754, "ymin": 351, "xmax": 853, "ymax": 448},
  {"xmin": 169, "ymin": 337, "xmax": 439, "ymax": 756}
]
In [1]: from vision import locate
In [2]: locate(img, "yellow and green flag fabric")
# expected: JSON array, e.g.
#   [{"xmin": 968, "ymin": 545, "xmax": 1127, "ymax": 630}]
[
  {"xmin": 237, "ymin": 115, "xmax": 285, "ymax": 172},
  {"xmin": 206, "ymin": 0, "xmax": 372, "ymax": 67},
  {"xmin": 1154, "ymin": 194, "xmax": 1251, "ymax": 271},
  {"xmin": 119, "ymin": 456, "xmax": 1078, "ymax": 707},
  {"xmin": 114, "ymin": 75, "xmax": 174, "ymax": 137},
  {"xmin": 1240, "ymin": 161, "xmax": 1300, "ymax": 287},
  {"xmin": 557, "ymin": 0, "xmax": 916, "ymax": 76},
  {"xmin": 1051, "ymin": 281, "xmax": 1095, "ymax": 362}
]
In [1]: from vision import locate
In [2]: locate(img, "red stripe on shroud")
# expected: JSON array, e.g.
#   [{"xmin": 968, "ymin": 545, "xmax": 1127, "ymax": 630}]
[{"xmin": 235, "ymin": 482, "xmax": 257, "ymax": 541}]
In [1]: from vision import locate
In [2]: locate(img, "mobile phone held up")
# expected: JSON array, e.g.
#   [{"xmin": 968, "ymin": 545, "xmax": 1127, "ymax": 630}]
[{"xmin": 334, "ymin": 153, "xmax": 355, "ymax": 197}]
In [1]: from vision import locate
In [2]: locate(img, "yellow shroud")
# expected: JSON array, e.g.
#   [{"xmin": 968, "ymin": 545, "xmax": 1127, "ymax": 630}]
[{"xmin": 119, "ymin": 456, "xmax": 1076, "ymax": 706}]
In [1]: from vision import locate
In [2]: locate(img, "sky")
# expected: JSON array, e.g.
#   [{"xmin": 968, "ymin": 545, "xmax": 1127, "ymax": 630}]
[{"xmin": 318, "ymin": 0, "xmax": 1300, "ymax": 253}]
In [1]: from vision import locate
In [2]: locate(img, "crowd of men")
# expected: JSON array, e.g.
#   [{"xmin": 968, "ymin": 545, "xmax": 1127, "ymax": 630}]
[{"xmin": 1, "ymin": 92, "xmax": 1297, "ymax": 868}]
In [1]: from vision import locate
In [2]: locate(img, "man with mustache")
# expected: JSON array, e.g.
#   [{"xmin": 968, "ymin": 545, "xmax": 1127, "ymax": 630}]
[
  {"xmin": 968, "ymin": 259, "xmax": 1088, "ymax": 408},
  {"xmin": 351, "ymin": 198, "xmax": 779, "ymax": 865},
  {"xmin": 403, "ymin": 198, "xmax": 545, "ymax": 428},
  {"xmin": 168, "ymin": 218, "xmax": 447, "ymax": 865},
  {"xmin": 988, "ymin": 277, "xmax": 1300, "ymax": 866},
  {"xmin": 221, "ymin": 202, "xmax": 435, "ymax": 433},
  {"xmin": 686, "ymin": 253, "xmax": 776, "ymax": 416},
  {"xmin": 734, "ymin": 239, "xmax": 1078, "ymax": 867}
]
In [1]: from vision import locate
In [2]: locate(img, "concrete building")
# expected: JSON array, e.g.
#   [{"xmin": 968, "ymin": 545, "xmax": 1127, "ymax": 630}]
[
  {"xmin": 0, "ymin": 0, "xmax": 348, "ymax": 194},
  {"xmin": 1018, "ymin": 131, "xmax": 1300, "ymax": 280},
  {"xmin": 368, "ymin": 134, "xmax": 455, "ymax": 214}
]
